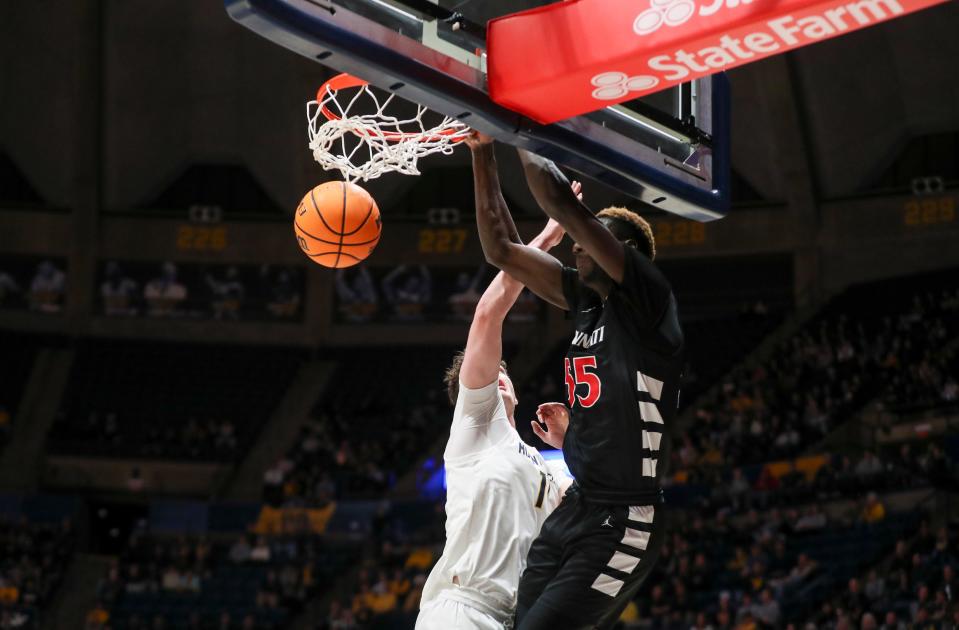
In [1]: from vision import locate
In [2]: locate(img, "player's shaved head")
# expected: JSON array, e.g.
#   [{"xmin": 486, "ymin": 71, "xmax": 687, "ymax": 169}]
[
  {"xmin": 444, "ymin": 351, "xmax": 508, "ymax": 406},
  {"xmin": 597, "ymin": 207, "xmax": 656, "ymax": 260}
]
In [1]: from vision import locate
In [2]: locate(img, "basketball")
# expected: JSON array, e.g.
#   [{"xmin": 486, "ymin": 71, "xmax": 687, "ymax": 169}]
[{"xmin": 294, "ymin": 181, "xmax": 382, "ymax": 268}]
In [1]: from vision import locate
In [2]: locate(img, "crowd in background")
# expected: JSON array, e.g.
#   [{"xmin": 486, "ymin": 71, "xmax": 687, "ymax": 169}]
[
  {"xmin": 97, "ymin": 261, "xmax": 304, "ymax": 322},
  {"xmin": 809, "ymin": 521, "xmax": 958, "ymax": 630},
  {"xmin": 334, "ymin": 264, "xmax": 542, "ymax": 325},
  {"xmin": 0, "ymin": 518, "xmax": 75, "ymax": 628},
  {"xmin": 675, "ymin": 288, "xmax": 959, "ymax": 476},
  {"xmin": 58, "ymin": 411, "xmax": 241, "ymax": 463},
  {"xmin": 48, "ymin": 343, "xmax": 301, "ymax": 463},
  {"xmin": 264, "ymin": 403, "xmax": 443, "ymax": 507},
  {"xmin": 0, "ymin": 270, "xmax": 955, "ymax": 628},
  {"xmin": 322, "ymin": 502, "xmax": 443, "ymax": 630},
  {"xmin": 0, "ymin": 258, "xmax": 67, "ymax": 314},
  {"xmin": 686, "ymin": 450, "xmax": 935, "ymax": 517},
  {"xmin": 86, "ymin": 530, "xmax": 348, "ymax": 630},
  {"xmin": 315, "ymin": 462, "xmax": 934, "ymax": 630}
]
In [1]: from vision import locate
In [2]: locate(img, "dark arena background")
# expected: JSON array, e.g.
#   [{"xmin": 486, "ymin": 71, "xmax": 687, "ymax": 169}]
[{"xmin": 2, "ymin": 1, "xmax": 959, "ymax": 629}]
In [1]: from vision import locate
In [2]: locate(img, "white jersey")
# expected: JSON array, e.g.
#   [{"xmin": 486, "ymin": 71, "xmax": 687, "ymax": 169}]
[{"xmin": 420, "ymin": 380, "xmax": 567, "ymax": 623}]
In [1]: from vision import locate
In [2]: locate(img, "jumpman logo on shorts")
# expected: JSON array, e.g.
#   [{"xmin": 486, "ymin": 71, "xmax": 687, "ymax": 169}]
[{"xmin": 601, "ymin": 515, "xmax": 614, "ymax": 528}]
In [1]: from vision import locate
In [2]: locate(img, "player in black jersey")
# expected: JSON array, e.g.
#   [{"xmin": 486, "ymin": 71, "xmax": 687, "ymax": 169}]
[{"xmin": 465, "ymin": 131, "xmax": 684, "ymax": 629}]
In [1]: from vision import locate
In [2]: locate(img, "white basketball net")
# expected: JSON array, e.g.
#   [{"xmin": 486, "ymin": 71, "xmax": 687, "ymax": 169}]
[{"xmin": 307, "ymin": 76, "xmax": 471, "ymax": 183}]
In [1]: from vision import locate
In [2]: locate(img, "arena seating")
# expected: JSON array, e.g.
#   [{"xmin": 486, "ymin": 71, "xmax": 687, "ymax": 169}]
[
  {"xmin": 265, "ymin": 346, "xmax": 458, "ymax": 504},
  {"xmin": 676, "ymin": 269, "xmax": 959, "ymax": 474},
  {"xmin": 49, "ymin": 340, "xmax": 304, "ymax": 461},
  {"xmin": 803, "ymin": 519, "xmax": 958, "ymax": 628},
  {"xmin": 0, "ymin": 517, "xmax": 76, "ymax": 628},
  {"xmin": 622, "ymin": 508, "xmax": 920, "ymax": 629},
  {"xmin": 323, "ymin": 500, "xmax": 443, "ymax": 630},
  {"xmin": 98, "ymin": 531, "xmax": 360, "ymax": 630}
]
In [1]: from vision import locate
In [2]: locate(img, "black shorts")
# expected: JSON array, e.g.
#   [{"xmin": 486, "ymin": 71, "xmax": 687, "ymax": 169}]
[{"xmin": 516, "ymin": 486, "xmax": 666, "ymax": 630}]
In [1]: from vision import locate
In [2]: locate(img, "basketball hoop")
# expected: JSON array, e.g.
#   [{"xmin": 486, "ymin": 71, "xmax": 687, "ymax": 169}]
[{"xmin": 307, "ymin": 73, "xmax": 471, "ymax": 182}]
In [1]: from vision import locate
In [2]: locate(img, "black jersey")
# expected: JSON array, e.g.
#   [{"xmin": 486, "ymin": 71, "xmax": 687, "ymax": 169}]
[{"xmin": 560, "ymin": 246, "xmax": 684, "ymax": 504}]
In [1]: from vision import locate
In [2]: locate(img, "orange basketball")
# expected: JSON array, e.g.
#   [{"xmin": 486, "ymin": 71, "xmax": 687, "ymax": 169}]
[{"xmin": 293, "ymin": 181, "xmax": 382, "ymax": 268}]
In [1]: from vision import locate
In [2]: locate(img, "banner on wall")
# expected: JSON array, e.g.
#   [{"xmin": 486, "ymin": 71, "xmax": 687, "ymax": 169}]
[
  {"xmin": 0, "ymin": 254, "xmax": 67, "ymax": 314},
  {"xmin": 95, "ymin": 260, "xmax": 306, "ymax": 323},
  {"xmin": 332, "ymin": 264, "xmax": 544, "ymax": 325}
]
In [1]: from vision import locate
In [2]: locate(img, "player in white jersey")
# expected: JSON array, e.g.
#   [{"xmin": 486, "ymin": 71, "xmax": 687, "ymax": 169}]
[{"xmin": 417, "ymin": 216, "xmax": 574, "ymax": 630}]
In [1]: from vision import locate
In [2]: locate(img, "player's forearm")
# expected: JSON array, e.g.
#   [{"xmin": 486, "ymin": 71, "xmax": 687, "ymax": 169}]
[
  {"xmin": 472, "ymin": 145, "xmax": 522, "ymax": 265},
  {"xmin": 475, "ymin": 228, "xmax": 554, "ymax": 320},
  {"xmin": 517, "ymin": 149, "xmax": 581, "ymax": 222},
  {"xmin": 474, "ymin": 271, "xmax": 522, "ymax": 322}
]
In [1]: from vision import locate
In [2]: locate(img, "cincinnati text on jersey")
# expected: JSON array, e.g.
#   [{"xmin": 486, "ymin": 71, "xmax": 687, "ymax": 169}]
[{"xmin": 572, "ymin": 325, "xmax": 606, "ymax": 350}]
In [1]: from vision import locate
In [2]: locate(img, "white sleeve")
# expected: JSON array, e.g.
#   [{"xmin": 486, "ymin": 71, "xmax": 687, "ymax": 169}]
[
  {"xmin": 544, "ymin": 459, "xmax": 573, "ymax": 482},
  {"xmin": 444, "ymin": 380, "xmax": 513, "ymax": 461},
  {"xmin": 544, "ymin": 461, "xmax": 573, "ymax": 514}
]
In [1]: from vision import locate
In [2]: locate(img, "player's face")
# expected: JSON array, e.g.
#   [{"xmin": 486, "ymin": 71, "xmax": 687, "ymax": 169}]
[
  {"xmin": 572, "ymin": 218, "xmax": 627, "ymax": 285},
  {"xmin": 571, "ymin": 239, "xmax": 598, "ymax": 284}
]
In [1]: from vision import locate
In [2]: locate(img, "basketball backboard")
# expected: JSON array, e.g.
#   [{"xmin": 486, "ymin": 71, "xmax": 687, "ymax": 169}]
[{"xmin": 226, "ymin": 0, "xmax": 730, "ymax": 221}]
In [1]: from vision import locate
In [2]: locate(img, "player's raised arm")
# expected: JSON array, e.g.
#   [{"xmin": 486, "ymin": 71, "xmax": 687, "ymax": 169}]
[
  {"xmin": 518, "ymin": 149, "xmax": 627, "ymax": 285},
  {"xmin": 459, "ymin": 219, "xmax": 564, "ymax": 390},
  {"xmin": 467, "ymin": 134, "xmax": 568, "ymax": 310}
]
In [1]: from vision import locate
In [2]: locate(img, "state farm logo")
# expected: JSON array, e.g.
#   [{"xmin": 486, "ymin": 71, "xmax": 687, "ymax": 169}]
[
  {"xmin": 633, "ymin": 0, "xmax": 755, "ymax": 36},
  {"xmin": 591, "ymin": 72, "xmax": 660, "ymax": 100},
  {"xmin": 634, "ymin": 0, "xmax": 697, "ymax": 35}
]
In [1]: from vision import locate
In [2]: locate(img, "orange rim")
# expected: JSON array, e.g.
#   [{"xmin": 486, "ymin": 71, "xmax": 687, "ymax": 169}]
[{"xmin": 316, "ymin": 73, "xmax": 467, "ymax": 144}]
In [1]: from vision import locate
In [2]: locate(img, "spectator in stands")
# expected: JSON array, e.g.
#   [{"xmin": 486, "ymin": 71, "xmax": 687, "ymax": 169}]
[
  {"xmin": 729, "ymin": 468, "xmax": 751, "ymax": 510},
  {"xmin": 752, "ymin": 588, "xmax": 781, "ymax": 627},
  {"xmin": 28, "ymin": 259, "xmax": 65, "ymax": 313},
  {"xmin": 404, "ymin": 573, "xmax": 427, "ymax": 615},
  {"xmin": 100, "ymin": 261, "xmax": 138, "ymax": 316},
  {"xmin": 85, "ymin": 601, "xmax": 110, "ymax": 629},
  {"xmin": 126, "ymin": 467, "xmax": 145, "ymax": 493},
  {"xmin": 863, "ymin": 569, "xmax": 885, "ymax": 604},
  {"xmin": 0, "ymin": 268, "xmax": 20, "ymax": 306},
  {"xmin": 773, "ymin": 551, "xmax": 818, "ymax": 596},
  {"xmin": 942, "ymin": 375, "xmax": 958, "ymax": 403},
  {"xmin": 265, "ymin": 267, "xmax": 302, "ymax": 319},
  {"xmin": 206, "ymin": 266, "xmax": 245, "ymax": 320},
  {"xmin": 843, "ymin": 577, "xmax": 867, "ymax": 621},
  {"xmin": 381, "ymin": 264, "xmax": 431, "ymax": 321},
  {"xmin": 229, "ymin": 536, "xmax": 252, "ymax": 564},
  {"xmin": 910, "ymin": 583, "xmax": 932, "ymax": 622},
  {"xmin": 326, "ymin": 598, "xmax": 356, "ymax": 629},
  {"xmin": 335, "ymin": 266, "xmax": 378, "ymax": 323},
  {"xmin": 939, "ymin": 564, "xmax": 956, "ymax": 601},
  {"xmin": 251, "ymin": 536, "xmax": 271, "ymax": 562},
  {"xmin": 856, "ymin": 451, "xmax": 884, "ymax": 480},
  {"xmin": 861, "ymin": 492, "xmax": 886, "ymax": 524},
  {"xmin": 144, "ymin": 262, "xmax": 187, "ymax": 317},
  {"xmin": 795, "ymin": 505, "xmax": 828, "ymax": 531},
  {"xmin": 214, "ymin": 420, "xmax": 238, "ymax": 454},
  {"xmin": 447, "ymin": 266, "xmax": 484, "ymax": 321},
  {"xmin": 879, "ymin": 610, "xmax": 906, "ymax": 630}
]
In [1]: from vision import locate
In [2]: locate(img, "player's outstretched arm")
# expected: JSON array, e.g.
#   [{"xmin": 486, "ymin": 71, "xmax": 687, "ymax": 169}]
[
  {"xmin": 459, "ymin": 219, "xmax": 565, "ymax": 390},
  {"xmin": 467, "ymin": 134, "xmax": 568, "ymax": 310},
  {"xmin": 518, "ymin": 149, "xmax": 627, "ymax": 284}
]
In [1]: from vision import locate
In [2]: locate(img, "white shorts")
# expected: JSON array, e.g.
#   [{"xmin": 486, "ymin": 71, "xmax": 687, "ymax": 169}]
[{"xmin": 416, "ymin": 595, "xmax": 506, "ymax": 630}]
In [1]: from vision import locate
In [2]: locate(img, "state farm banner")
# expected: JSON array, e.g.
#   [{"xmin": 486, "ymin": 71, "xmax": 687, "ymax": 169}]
[{"xmin": 488, "ymin": 0, "xmax": 949, "ymax": 123}]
